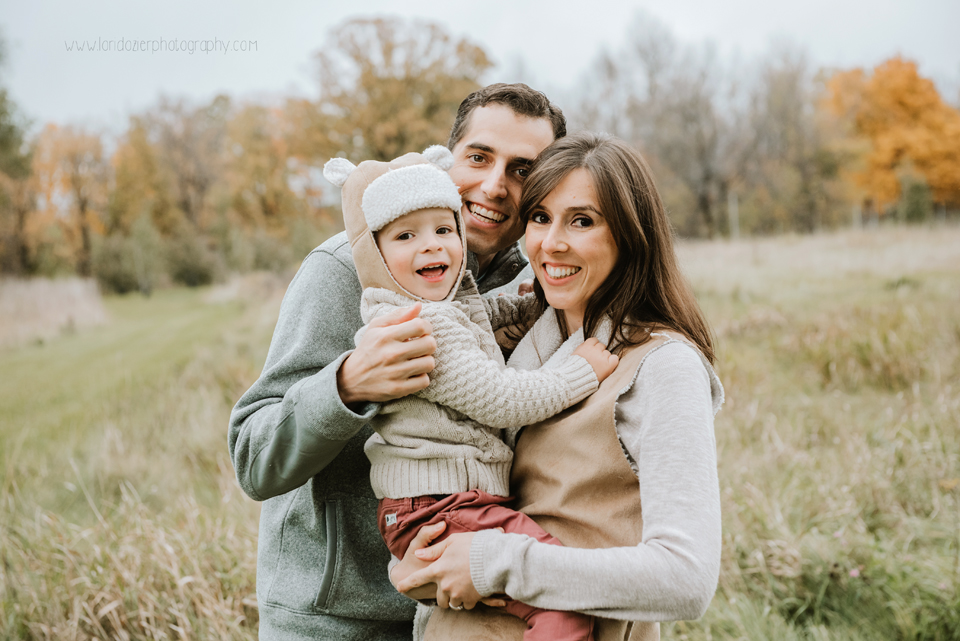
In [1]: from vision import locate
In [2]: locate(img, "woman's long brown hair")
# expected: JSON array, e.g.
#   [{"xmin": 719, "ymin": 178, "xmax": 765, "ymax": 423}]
[{"xmin": 520, "ymin": 132, "xmax": 716, "ymax": 364}]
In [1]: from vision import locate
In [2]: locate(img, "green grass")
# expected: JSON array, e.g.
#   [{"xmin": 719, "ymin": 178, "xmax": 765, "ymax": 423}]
[
  {"xmin": 2, "ymin": 226, "xmax": 959, "ymax": 640},
  {"xmin": 1, "ymin": 283, "xmax": 273, "ymax": 639}
]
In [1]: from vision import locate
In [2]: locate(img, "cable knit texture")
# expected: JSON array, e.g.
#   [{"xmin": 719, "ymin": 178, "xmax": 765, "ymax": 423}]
[{"xmin": 358, "ymin": 274, "xmax": 598, "ymax": 500}]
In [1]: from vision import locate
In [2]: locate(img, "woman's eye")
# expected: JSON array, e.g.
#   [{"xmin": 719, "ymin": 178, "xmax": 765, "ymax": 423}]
[
  {"xmin": 530, "ymin": 212, "xmax": 550, "ymax": 225},
  {"xmin": 572, "ymin": 216, "xmax": 594, "ymax": 228}
]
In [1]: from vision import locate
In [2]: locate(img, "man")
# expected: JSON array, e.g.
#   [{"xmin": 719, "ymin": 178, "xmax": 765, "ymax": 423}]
[{"xmin": 228, "ymin": 83, "xmax": 566, "ymax": 640}]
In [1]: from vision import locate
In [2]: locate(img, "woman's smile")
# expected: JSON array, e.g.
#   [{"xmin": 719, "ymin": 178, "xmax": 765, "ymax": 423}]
[{"xmin": 542, "ymin": 263, "xmax": 581, "ymax": 280}]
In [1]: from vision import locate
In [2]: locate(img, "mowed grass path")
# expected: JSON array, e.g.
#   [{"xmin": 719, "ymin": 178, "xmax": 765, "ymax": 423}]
[
  {"xmin": 3, "ymin": 289, "xmax": 240, "ymax": 464},
  {"xmin": 1, "ymin": 289, "xmax": 251, "ymax": 512}
]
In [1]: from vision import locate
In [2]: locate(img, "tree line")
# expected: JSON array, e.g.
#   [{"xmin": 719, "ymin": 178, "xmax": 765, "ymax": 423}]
[
  {"xmin": 572, "ymin": 13, "xmax": 960, "ymax": 237},
  {"xmin": 0, "ymin": 16, "xmax": 958, "ymax": 290}
]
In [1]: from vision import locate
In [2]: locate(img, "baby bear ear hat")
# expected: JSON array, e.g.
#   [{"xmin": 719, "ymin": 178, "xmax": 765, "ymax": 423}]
[
  {"xmin": 322, "ymin": 145, "xmax": 466, "ymax": 298},
  {"xmin": 359, "ymin": 145, "xmax": 461, "ymax": 233},
  {"xmin": 322, "ymin": 145, "xmax": 461, "ymax": 233}
]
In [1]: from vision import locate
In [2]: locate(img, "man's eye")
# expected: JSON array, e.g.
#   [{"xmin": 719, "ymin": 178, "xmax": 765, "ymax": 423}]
[
  {"xmin": 470, "ymin": 154, "xmax": 484, "ymax": 163},
  {"xmin": 516, "ymin": 167, "xmax": 530, "ymax": 178}
]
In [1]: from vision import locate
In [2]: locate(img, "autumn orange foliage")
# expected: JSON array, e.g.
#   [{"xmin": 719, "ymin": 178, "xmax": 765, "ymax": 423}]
[
  {"xmin": 30, "ymin": 124, "xmax": 108, "ymax": 275},
  {"xmin": 826, "ymin": 57, "xmax": 960, "ymax": 209}
]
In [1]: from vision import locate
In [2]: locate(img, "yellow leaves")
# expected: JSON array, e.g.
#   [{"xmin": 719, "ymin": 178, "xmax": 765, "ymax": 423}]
[
  {"xmin": 225, "ymin": 104, "xmax": 302, "ymax": 231},
  {"xmin": 824, "ymin": 57, "xmax": 960, "ymax": 209},
  {"xmin": 824, "ymin": 68, "xmax": 865, "ymax": 124},
  {"xmin": 309, "ymin": 17, "xmax": 492, "ymax": 162}
]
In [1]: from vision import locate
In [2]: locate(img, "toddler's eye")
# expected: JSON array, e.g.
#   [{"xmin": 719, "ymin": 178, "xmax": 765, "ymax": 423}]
[
  {"xmin": 396, "ymin": 232, "xmax": 413, "ymax": 241},
  {"xmin": 437, "ymin": 226, "xmax": 454, "ymax": 235}
]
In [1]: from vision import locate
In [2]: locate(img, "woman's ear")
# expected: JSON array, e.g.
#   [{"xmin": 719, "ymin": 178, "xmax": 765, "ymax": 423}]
[{"xmin": 323, "ymin": 157, "xmax": 357, "ymax": 187}]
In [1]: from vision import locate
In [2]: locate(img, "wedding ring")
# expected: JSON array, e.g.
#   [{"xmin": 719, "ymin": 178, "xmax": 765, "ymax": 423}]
[{"xmin": 450, "ymin": 605, "xmax": 464, "ymax": 611}]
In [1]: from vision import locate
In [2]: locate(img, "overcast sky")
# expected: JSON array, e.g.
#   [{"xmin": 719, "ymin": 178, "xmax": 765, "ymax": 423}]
[{"xmin": 2, "ymin": 0, "xmax": 958, "ymax": 131}]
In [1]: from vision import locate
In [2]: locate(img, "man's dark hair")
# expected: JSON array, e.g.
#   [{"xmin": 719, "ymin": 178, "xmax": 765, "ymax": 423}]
[{"xmin": 447, "ymin": 83, "xmax": 566, "ymax": 150}]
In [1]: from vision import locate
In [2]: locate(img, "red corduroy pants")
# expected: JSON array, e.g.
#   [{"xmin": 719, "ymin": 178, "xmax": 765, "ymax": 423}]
[{"xmin": 378, "ymin": 489, "xmax": 594, "ymax": 641}]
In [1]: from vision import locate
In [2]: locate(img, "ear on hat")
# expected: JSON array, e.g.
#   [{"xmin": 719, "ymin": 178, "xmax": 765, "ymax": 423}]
[
  {"xmin": 323, "ymin": 157, "xmax": 357, "ymax": 187},
  {"xmin": 422, "ymin": 145, "xmax": 454, "ymax": 171}
]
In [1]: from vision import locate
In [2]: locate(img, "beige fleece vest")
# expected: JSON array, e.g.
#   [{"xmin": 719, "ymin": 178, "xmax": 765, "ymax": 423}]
[{"xmin": 424, "ymin": 335, "xmax": 679, "ymax": 641}]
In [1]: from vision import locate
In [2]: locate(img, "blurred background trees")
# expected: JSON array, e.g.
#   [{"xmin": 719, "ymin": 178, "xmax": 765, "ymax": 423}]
[
  {"xmin": 0, "ymin": 39, "xmax": 33, "ymax": 276},
  {"xmin": 0, "ymin": 15, "xmax": 958, "ymax": 290},
  {"xmin": 290, "ymin": 17, "xmax": 491, "ymax": 163},
  {"xmin": 572, "ymin": 13, "xmax": 849, "ymax": 237}
]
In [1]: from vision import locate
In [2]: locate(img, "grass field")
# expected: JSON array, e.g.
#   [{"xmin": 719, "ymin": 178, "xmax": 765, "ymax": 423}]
[{"xmin": 2, "ymin": 226, "xmax": 958, "ymax": 640}]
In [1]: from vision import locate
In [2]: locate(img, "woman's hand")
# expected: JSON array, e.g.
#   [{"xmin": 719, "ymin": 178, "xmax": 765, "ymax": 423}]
[
  {"xmin": 396, "ymin": 531, "xmax": 506, "ymax": 610},
  {"xmin": 573, "ymin": 337, "xmax": 620, "ymax": 382}
]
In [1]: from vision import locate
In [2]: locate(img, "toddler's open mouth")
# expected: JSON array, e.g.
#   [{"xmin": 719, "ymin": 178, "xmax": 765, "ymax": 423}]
[{"xmin": 416, "ymin": 264, "xmax": 449, "ymax": 280}]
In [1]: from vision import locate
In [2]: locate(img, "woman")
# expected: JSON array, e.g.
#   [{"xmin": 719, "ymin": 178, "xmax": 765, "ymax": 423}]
[{"xmin": 394, "ymin": 132, "xmax": 724, "ymax": 641}]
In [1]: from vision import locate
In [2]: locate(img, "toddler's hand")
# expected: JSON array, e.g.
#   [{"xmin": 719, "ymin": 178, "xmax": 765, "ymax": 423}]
[{"xmin": 573, "ymin": 338, "xmax": 619, "ymax": 383}]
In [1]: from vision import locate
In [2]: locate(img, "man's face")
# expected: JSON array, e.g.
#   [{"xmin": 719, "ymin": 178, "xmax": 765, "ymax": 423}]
[{"xmin": 447, "ymin": 105, "xmax": 555, "ymax": 262}]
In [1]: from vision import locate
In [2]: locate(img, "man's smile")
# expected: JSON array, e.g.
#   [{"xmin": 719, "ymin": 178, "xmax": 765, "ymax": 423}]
[{"xmin": 467, "ymin": 202, "xmax": 506, "ymax": 224}]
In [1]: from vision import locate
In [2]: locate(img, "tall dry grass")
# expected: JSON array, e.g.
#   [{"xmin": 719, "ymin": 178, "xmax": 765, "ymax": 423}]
[
  {"xmin": 669, "ymin": 225, "xmax": 960, "ymax": 640},
  {"xmin": 1, "ymin": 228, "xmax": 958, "ymax": 639}
]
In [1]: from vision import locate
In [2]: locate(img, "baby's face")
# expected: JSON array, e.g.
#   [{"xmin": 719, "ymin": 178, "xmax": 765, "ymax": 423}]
[{"xmin": 376, "ymin": 208, "xmax": 464, "ymax": 301}]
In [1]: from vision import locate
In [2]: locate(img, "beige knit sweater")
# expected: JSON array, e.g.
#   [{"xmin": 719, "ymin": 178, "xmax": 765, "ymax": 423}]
[{"xmin": 357, "ymin": 275, "xmax": 599, "ymax": 500}]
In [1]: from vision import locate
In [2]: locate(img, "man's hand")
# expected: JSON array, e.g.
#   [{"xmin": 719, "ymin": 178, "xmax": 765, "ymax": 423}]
[
  {"xmin": 337, "ymin": 303, "xmax": 436, "ymax": 406},
  {"xmin": 390, "ymin": 521, "xmax": 445, "ymax": 601},
  {"xmin": 517, "ymin": 279, "xmax": 535, "ymax": 296},
  {"xmin": 573, "ymin": 337, "xmax": 620, "ymax": 383}
]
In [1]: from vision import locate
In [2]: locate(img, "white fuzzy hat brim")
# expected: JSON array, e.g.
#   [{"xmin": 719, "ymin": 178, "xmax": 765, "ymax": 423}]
[{"xmin": 361, "ymin": 164, "xmax": 463, "ymax": 232}]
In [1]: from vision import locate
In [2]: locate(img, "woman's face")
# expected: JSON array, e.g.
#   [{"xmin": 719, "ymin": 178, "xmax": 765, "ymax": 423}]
[{"xmin": 525, "ymin": 168, "xmax": 618, "ymax": 333}]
